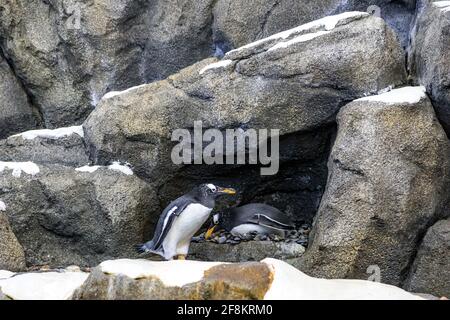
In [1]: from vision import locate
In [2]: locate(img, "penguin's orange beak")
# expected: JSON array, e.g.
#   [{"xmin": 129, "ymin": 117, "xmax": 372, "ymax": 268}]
[
  {"xmin": 217, "ymin": 187, "xmax": 236, "ymax": 195},
  {"xmin": 205, "ymin": 225, "xmax": 217, "ymax": 240}
]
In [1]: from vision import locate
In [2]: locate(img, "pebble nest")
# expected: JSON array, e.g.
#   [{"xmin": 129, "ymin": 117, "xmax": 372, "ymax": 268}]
[{"xmin": 192, "ymin": 223, "xmax": 311, "ymax": 246}]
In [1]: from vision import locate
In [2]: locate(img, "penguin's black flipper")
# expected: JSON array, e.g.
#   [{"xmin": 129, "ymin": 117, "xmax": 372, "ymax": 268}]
[
  {"xmin": 144, "ymin": 198, "xmax": 192, "ymax": 252},
  {"xmin": 248, "ymin": 214, "xmax": 296, "ymax": 231}
]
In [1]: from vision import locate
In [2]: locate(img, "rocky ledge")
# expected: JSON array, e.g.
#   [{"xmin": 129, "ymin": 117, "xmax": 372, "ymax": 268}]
[{"xmin": 0, "ymin": 259, "xmax": 424, "ymax": 300}]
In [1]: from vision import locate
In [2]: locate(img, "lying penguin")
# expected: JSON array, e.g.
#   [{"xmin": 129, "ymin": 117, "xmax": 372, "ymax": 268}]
[
  {"xmin": 205, "ymin": 203, "xmax": 295, "ymax": 239},
  {"xmin": 136, "ymin": 183, "xmax": 236, "ymax": 260}
]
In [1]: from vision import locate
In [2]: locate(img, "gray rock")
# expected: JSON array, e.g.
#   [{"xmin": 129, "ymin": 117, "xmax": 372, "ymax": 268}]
[
  {"xmin": 0, "ymin": 127, "xmax": 89, "ymax": 167},
  {"xmin": 190, "ymin": 240, "xmax": 305, "ymax": 262},
  {"xmin": 0, "ymin": 0, "xmax": 216, "ymax": 128},
  {"xmin": 213, "ymin": 0, "xmax": 416, "ymax": 50},
  {"xmin": 404, "ymin": 218, "xmax": 450, "ymax": 297},
  {"xmin": 0, "ymin": 212, "xmax": 26, "ymax": 272},
  {"xmin": 409, "ymin": 0, "xmax": 450, "ymax": 137},
  {"xmin": 0, "ymin": 163, "xmax": 159, "ymax": 267},
  {"xmin": 299, "ymin": 87, "xmax": 450, "ymax": 286},
  {"xmin": 84, "ymin": 13, "xmax": 406, "ymax": 223},
  {"xmin": 0, "ymin": 1, "xmax": 414, "ymax": 130},
  {"xmin": 0, "ymin": 54, "xmax": 37, "ymax": 139}
]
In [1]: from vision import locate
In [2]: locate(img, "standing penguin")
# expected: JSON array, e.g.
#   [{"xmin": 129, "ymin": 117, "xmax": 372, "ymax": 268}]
[
  {"xmin": 205, "ymin": 203, "xmax": 295, "ymax": 239},
  {"xmin": 136, "ymin": 183, "xmax": 236, "ymax": 260}
]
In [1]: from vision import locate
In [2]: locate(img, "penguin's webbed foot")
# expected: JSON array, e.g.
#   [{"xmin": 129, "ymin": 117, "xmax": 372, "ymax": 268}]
[
  {"xmin": 176, "ymin": 255, "xmax": 187, "ymax": 260},
  {"xmin": 134, "ymin": 244, "xmax": 149, "ymax": 255}
]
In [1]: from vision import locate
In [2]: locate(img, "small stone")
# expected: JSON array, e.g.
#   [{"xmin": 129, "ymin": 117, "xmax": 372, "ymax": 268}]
[
  {"xmin": 66, "ymin": 265, "xmax": 81, "ymax": 272},
  {"xmin": 255, "ymin": 234, "xmax": 268, "ymax": 241},
  {"xmin": 218, "ymin": 236, "xmax": 227, "ymax": 244},
  {"xmin": 289, "ymin": 230, "xmax": 298, "ymax": 237}
]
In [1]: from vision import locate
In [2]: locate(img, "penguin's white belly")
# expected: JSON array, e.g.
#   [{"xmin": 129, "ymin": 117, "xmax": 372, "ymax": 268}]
[
  {"xmin": 162, "ymin": 203, "xmax": 212, "ymax": 259},
  {"xmin": 231, "ymin": 224, "xmax": 285, "ymax": 237}
]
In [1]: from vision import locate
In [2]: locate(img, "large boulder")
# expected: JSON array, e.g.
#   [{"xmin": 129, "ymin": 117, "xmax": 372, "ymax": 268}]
[
  {"xmin": 300, "ymin": 87, "xmax": 450, "ymax": 286},
  {"xmin": 84, "ymin": 12, "xmax": 406, "ymax": 222},
  {"xmin": 0, "ymin": 1, "xmax": 414, "ymax": 129},
  {"xmin": 0, "ymin": 0, "xmax": 216, "ymax": 128},
  {"xmin": 72, "ymin": 258, "xmax": 422, "ymax": 300},
  {"xmin": 0, "ymin": 126, "xmax": 89, "ymax": 167},
  {"xmin": 213, "ymin": 0, "xmax": 416, "ymax": 50},
  {"xmin": 0, "ymin": 54, "xmax": 37, "ymax": 139},
  {"xmin": 0, "ymin": 162, "xmax": 159, "ymax": 267},
  {"xmin": 409, "ymin": 0, "xmax": 450, "ymax": 137},
  {"xmin": 0, "ymin": 210, "xmax": 26, "ymax": 272},
  {"xmin": 404, "ymin": 218, "xmax": 450, "ymax": 297}
]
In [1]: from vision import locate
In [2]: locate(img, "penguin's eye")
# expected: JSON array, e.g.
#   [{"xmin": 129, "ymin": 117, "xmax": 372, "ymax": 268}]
[{"xmin": 206, "ymin": 184, "xmax": 217, "ymax": 193}]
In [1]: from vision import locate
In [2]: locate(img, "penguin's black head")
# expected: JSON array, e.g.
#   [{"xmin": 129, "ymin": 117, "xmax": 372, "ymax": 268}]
[
  {"xmin": 205, "ymin": 212, "xmax": 222, "ymax": 239},
  {"xmin": 196, "ymin": 183, "xmax": 236, "ymax": 200},
  {"xmin": 205, "ymin": 210, "xmax": 235, "ymax": 239}
]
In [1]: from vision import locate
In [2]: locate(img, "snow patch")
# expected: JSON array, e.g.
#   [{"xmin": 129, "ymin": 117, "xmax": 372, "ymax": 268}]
[
  {"xmin": 268, "ymin": 31, "xmax": 331, "ymax": 51},
  {"xmin": 262, "ymin": 258, "xmax": 423, "ymax": 300},
  {"xmin": 227, "ymin": 12, "xmax": 368, "ymax": 54},
  {"xmin": 0, "ymin": 200, "xmax": 6, "ymax": 212},
  {"xmin": 0, "ymin": 271, "xmax": 15, "ymax": 280},
  {"xmin": 75, "ymin": 162, "xmax": 133, "ymax": 176},
  {"xmin": 0, "ymin": 162, "xmax": 40, "ymax": 178},
  {"xmin": 11, "ymin": 126, "xmax": 84, "ymax": 140},
  {"xmin": 355, "ymin": 86, "xmax": 427, "ymax": 104},
  {"xmin": 0, "ymin": 272, "xmax": 89, "ymax": 300},
  {"xmin": 100, "ymin": 259, "xmax": 223, "ymax": 287},
  {"xmin": 433, "ymin": 1, "xmax": 450, "ymax": 11},
  {"xmin": 434, "ymin": 1, "xmax": 450, "ymax": 6},
  {"xmin": 108, "ymin": 162, "xmax": 134, "ymax": 175},
  {"xmin": 102, "ymin": 84, "xmax": 147, "ymax": 100},
  {"xmin": 199, "ymin": 60, "xmax": 233, "ymax": 75},
  {"xmin": 75, "ymin": 165, "xmax": 101, "ymax": 173}
]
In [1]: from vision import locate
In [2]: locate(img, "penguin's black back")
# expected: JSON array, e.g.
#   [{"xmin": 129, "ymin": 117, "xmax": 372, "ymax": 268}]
[{"xmin": 221, "ymin": 203, "xmax": 295, "ymax": 231}]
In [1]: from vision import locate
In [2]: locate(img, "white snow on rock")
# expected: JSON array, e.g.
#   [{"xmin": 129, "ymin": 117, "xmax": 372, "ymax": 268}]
[
  {"xmin": 0, "ymin": 162, "xmax": 40, "ymax": 178},
  {"xmin": 10, "ymin": 126, "xmax": 84, "ymax": 140},
  {"xmin": 199, "ymin": 59, "xmax": 233, "ymax": 75},
  {"xmin": 227, "ymin": 11, "xmax": 369, "ymax": 55},
  {"xmin": 75, "ymin": 162, "xmax": 133, "ymax": 175},
  {"xmin": 433, "ymin": 1, "xmax": 450, "ymax": 12},
  {"xmin": 108, "ymin": 161, "xmax": 134, "ymax": 175},
  {"xmin": 102, "ymin": 84, "xmax": 148, "ymax": 100},
  {"xmin": 99, "ymin": 258, "xmax": 422, "ymax": 300},
  {"xmin": 261, "ymin": 258, "xmax": 423, "ymax": 300},
  {"xmin": 268, "ymin": 31, "xmax": 331, "ymax": 51},
  {"xmin": 0, "ymin": 200, "xmax": 6, "ymax": 212},
  {"xmin": 355, "ymin": 86, "xmax": 427, "ymax": 104},
  {"xmin": 0, "ymin": 271, "xmax": 15, "ymax": 280},
  {"xmin": 75, "ymin": 165, "xmax": 100, "ymax": 173},
  {"xmin": 0, "ymin": 272, "xmax": 89, "ymax": 300},
  {"xmin": 100, "ymin": 259, "xmax": 223, "ymax": 287}
]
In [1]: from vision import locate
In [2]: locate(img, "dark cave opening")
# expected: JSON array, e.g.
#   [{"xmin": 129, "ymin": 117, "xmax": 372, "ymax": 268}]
[{"xmin": 154, "ymin": 124, "xmax": 337, "ymax": 251}]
